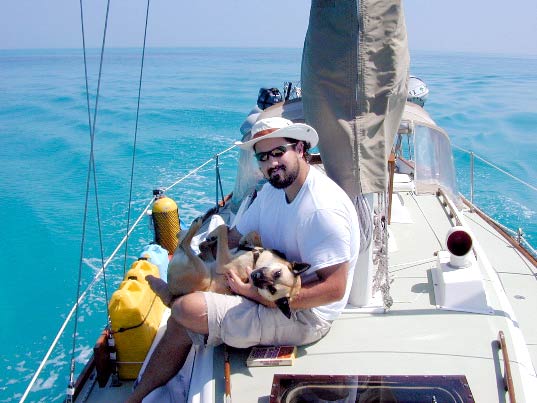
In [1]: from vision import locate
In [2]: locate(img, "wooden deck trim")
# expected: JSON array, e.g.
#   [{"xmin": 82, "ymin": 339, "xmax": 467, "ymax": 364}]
[{"xmin": 498, "ymin": 330, "xmax": 517, "ymax": 403}]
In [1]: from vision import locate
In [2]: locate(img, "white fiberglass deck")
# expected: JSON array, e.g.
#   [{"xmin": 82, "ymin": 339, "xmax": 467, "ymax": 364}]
[{"xmin": 216, "ymin": 192, "xmax": 537, "ymax": 403}]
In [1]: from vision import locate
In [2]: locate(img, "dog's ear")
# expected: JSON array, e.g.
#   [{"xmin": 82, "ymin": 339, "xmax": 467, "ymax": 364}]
[
  {"xmin": 275, "ymin": 297, "xmax": 292, "ymax": 319},
  {"xmin": 291, "ymin": 262, "xmax": 310, "ymax": 276}
]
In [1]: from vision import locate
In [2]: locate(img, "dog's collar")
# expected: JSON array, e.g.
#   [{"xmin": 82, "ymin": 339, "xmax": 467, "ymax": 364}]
[
  {"xmin": 237, "ymin": 245, "xmax": 264, "ymax": 266},
  {"xmin": 252, "ymin": 249, "xmax": 260, "ymax": 265}
]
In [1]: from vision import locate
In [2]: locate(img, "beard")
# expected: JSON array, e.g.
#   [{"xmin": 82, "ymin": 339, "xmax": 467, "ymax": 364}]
[{"xmin": 267, "ymin": 164, "xmax": 298, "ymax": 189}]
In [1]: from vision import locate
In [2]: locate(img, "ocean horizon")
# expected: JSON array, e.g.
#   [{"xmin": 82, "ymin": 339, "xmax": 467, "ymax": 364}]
[
  {"xmin": 2, "ymin": 45, "xmax": 537, "ymax": 57},
  {"xmin": 1, "ymin": 47, "xmax": 536, "ymax": 401}
]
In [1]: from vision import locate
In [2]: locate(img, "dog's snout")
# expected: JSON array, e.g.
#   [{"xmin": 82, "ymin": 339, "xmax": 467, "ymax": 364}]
[
  {"xmin": 251, "ymin": 268, "xmax": 270, "ymax": 289},
  {"xmin": 250, "ymin": 269, "xmax": 264, "ymax": 281}
]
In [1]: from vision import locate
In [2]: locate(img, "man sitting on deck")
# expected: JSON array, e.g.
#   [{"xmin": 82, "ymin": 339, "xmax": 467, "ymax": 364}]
[{"xmin": 127, "ymin": 117, "xmax": 360, "ymax": 402}]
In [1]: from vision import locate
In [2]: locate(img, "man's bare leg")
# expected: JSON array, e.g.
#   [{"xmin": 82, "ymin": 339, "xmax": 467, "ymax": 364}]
[
  {"xmin": 125, "ymin": 293, "xmax": 209, "ymax": 403},
  {"xmin": 125, "ymin": 317, "xmax": 191, "ymax": 403}
]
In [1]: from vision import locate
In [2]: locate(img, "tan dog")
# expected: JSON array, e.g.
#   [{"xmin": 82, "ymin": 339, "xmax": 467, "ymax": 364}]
[{"xmin": 151, "ymin": 216, "xmax": 310, "ymax": 318}]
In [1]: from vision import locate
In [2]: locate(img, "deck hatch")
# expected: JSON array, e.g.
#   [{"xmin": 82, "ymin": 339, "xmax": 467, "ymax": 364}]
[{"xmin": 270, "ymin": 374, "xmax": 474, "ymax": 402}]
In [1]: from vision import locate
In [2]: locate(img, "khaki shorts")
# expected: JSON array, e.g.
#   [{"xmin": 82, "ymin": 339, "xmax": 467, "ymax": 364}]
[{"xmin": 187, "ymin": 292, "xmax": 332, "ymax": 348}]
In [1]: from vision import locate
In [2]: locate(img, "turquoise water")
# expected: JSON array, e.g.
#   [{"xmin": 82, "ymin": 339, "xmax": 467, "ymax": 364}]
[{"xmin": 0, "ymin": 48, "xmax": 535, "ymax": 402}]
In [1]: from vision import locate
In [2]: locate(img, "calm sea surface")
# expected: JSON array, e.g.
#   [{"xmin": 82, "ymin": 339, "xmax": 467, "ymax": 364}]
[{"xmin": 0, "ymin": 48, "xmax": 536, "ymax": 401}]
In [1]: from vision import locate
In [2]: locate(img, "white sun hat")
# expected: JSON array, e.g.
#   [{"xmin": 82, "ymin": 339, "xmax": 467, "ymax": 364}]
[{"xmin": 235, "ymin": 117, "xmax": 318, "ymax": 151}]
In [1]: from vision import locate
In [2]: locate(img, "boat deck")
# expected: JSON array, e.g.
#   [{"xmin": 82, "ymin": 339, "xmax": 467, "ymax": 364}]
[
  {"xmin": 216, "ymin": 192, "xmax": 537, "ymax": 403},
  {"xmin": 79, "ymin": 191, "xmax": 537, "ymax": 402},
  {"xmin": 462, "ymin": 206, "xmax": 537, "ymax": 367}
]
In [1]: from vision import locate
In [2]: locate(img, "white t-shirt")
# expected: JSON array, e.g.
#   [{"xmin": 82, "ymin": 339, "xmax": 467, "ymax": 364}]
[{"xmin": 236, "ymin": 166, "xmax": 360, "ymax": 321}]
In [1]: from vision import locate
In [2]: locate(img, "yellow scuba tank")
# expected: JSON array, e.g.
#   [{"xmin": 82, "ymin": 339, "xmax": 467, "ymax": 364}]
[{"xmin": 151, "ymin": 189, "xmax": 180, "ymax": 254}]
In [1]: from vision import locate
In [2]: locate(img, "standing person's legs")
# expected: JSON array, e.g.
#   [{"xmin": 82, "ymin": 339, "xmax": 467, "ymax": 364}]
[{"xmin": 126, "ymin": 292, "xmax": 208, "ymax": 403}]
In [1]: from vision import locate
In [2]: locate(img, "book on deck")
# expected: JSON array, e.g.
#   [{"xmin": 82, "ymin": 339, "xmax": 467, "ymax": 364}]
[{"xmin": 246, "ymin": 345, "xmax": 297, "ymax": 367}]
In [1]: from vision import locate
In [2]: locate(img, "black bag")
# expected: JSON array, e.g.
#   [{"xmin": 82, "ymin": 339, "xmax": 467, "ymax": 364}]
[{"xmin": 257, "ymin": 87, "xmax": 283, "ymax": 110}]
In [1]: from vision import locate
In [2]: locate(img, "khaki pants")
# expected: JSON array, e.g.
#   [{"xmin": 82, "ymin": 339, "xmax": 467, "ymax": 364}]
[{"xmin": 187, "ymin": 292, "xmax": 332, "ymax": 348}]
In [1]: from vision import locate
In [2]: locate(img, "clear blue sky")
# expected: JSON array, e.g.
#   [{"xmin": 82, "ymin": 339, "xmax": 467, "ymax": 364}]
[{"xmin": 1, "ymin": 0, "xmax": 536, "ymax": 56}]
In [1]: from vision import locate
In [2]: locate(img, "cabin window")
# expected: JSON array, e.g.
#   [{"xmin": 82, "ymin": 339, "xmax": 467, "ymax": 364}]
[
  {"xmin": 270, "ymin": 374, "xmax": 474, "ymax": 403},
  {"xmin": 413, "ymin": 124, "xmax": 458, "ymax": 199}
]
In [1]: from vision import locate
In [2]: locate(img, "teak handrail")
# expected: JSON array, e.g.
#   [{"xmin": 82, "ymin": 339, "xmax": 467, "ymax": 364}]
[
  {"xmin": 498, "ymin": 330, "xmax": 517, "ymax": 403},
  {"xmin": 461, "ymin": 196, "xmax": 537, "ymax": 268}
]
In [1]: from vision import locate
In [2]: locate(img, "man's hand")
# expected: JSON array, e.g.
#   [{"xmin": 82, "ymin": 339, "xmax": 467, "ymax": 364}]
[
  {"xmin": 224, "ymin": 267, "xmax": 256, "ymax": 299},
  {"xmin": 225, "ymin": 268, "xmax": 276, "ymax": 308}
]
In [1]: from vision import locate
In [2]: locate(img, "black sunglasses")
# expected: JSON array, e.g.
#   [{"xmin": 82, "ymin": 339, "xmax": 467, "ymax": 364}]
[{"xmin": 254, "ymin": 143, "xmax": 296, "ymax": 162}]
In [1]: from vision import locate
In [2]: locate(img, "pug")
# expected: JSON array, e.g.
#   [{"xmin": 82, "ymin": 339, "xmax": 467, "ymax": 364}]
[{"xmin": 147, "ymin": 216, "xmax": 309, "ymax": 318}]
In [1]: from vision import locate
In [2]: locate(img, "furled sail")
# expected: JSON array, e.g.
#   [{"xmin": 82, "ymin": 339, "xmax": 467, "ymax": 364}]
[{"xmin": 301, "ymin": 0, "xmax": 409, "ymax": 196}]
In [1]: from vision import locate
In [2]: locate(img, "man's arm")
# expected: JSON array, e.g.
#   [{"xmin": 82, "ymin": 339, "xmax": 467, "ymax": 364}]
[{"xmin": 289, "ymin": 262, "xmax": 349, "ymax": 310}]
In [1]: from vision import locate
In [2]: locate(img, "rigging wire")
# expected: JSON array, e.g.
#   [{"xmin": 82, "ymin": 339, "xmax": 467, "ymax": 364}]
[
  {"xmin": 123, "ymin": 0, "xmax": 152, "ymax": 275},
  {"xmin": 20, "ymin": 1, "xmax": 114, "ymax": 401},
  {"xmin": 84, "ymin": 0, "xmax": 111, "ymax": 311},
  {"xmin": 19, "ymin": 144, "xmax": 237, "ymax": 400},
  {"xmin": 452, "ymin": 144, "xmax": 537, "ymax": 193},
  {"xmin": 20, "ymin": 199, "xmax": 155, "ymax": 403},
  {"xmin": 452, "ymin": 143, "xmax": 536, "ymax": 253},
  {"xmin": 70, "ymin": 0, "xmax": 112, "ymax": 400},
  {"xmin": 215, "ymin": 154, "xmax": 226, "ymax": 208},
  {"xmin": 410, "ymin": 192, "xmax": 444, "ymax": 248},
  {"xmin": 164, "ymin": 144, "xmax": 237, "ymax": 193}
]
